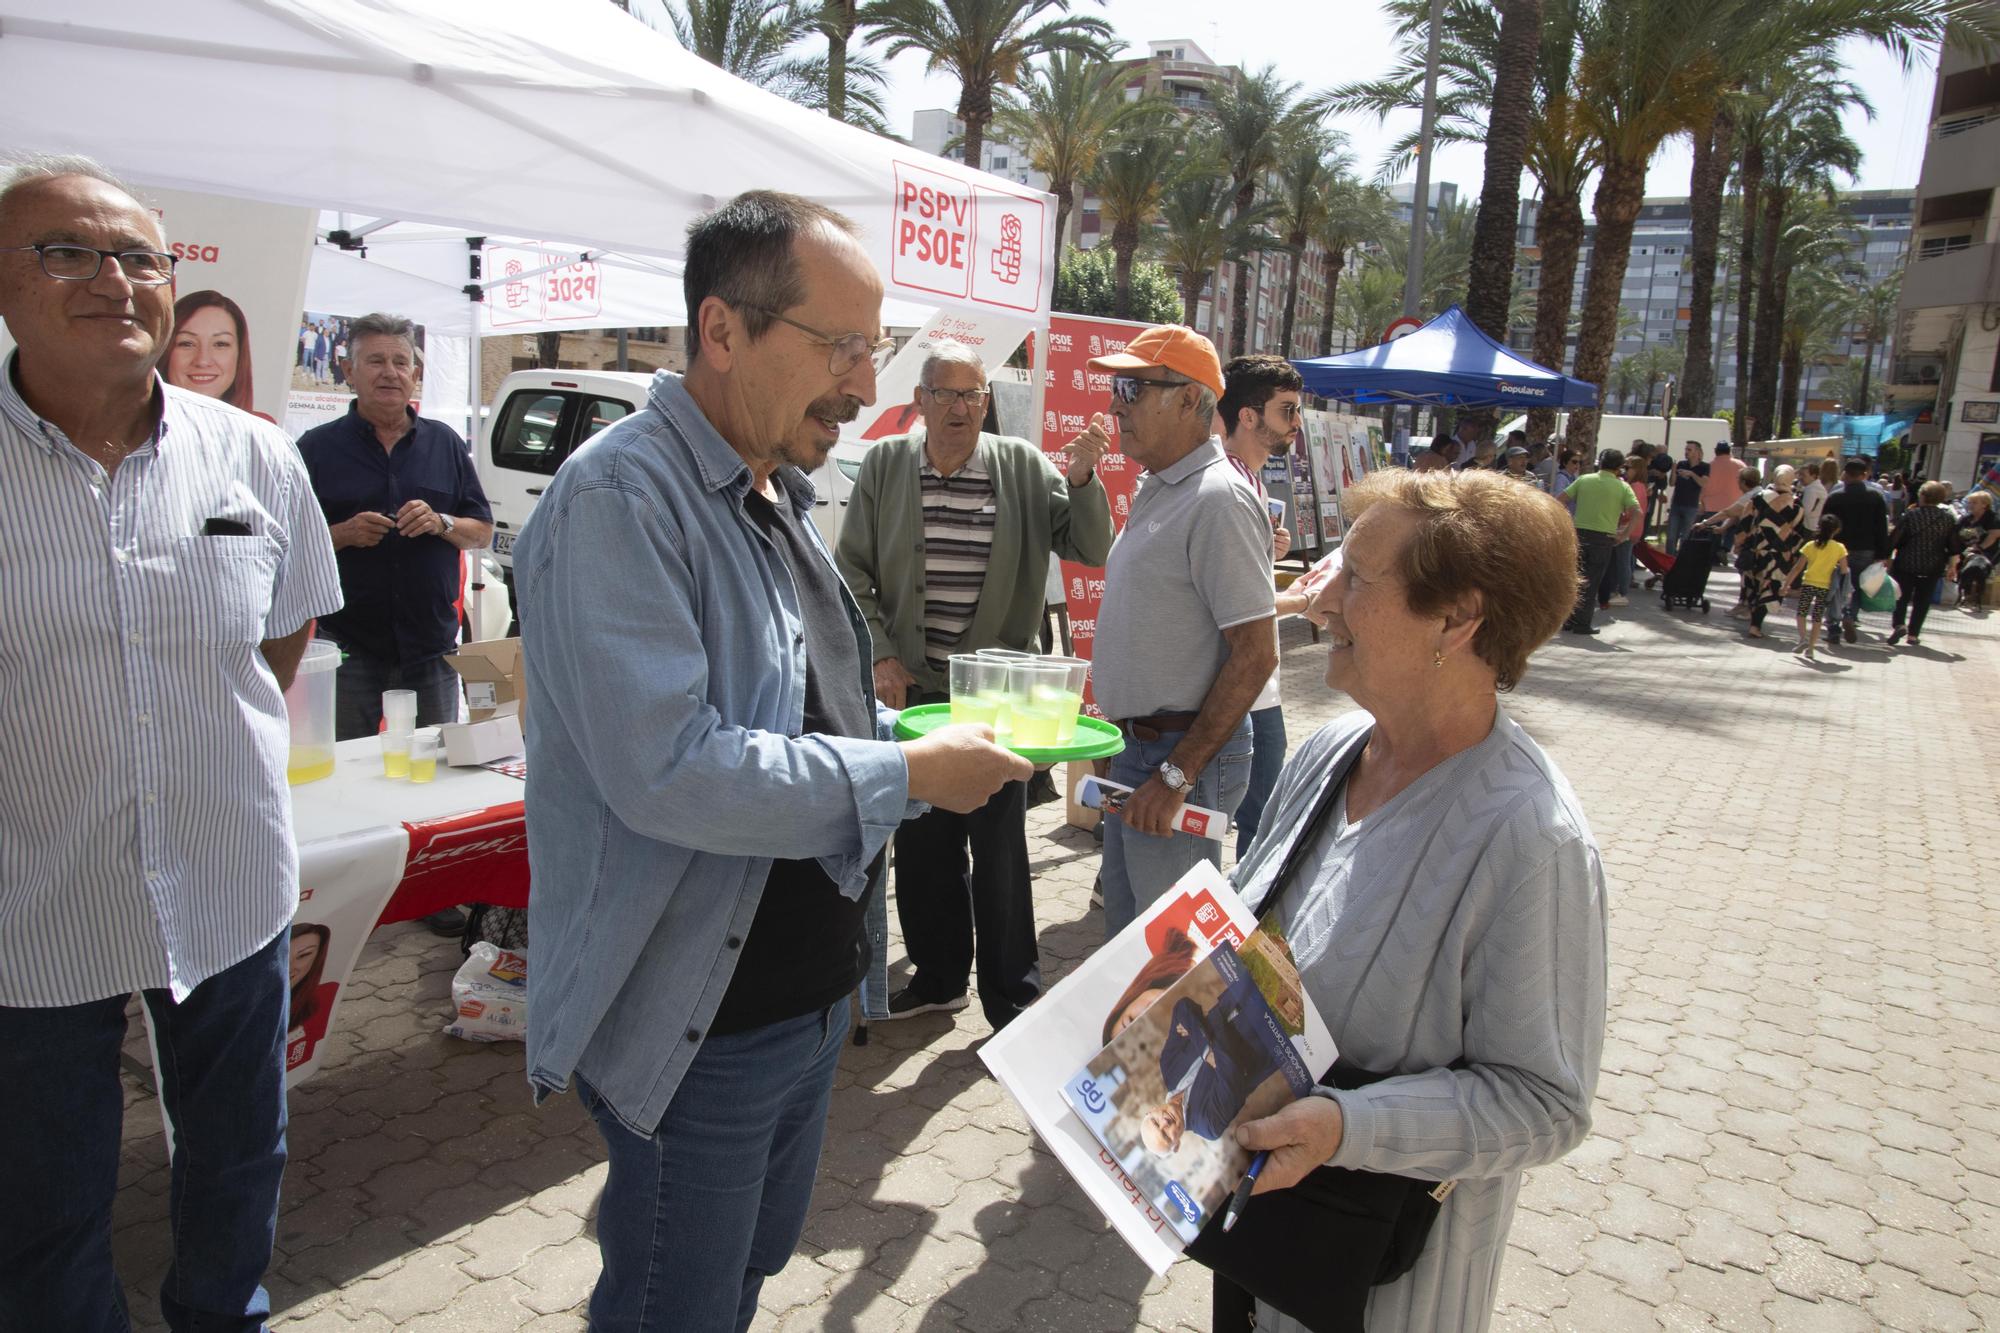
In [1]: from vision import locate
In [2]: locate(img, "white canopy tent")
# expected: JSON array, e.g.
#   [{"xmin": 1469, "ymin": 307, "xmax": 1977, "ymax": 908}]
[{"xmin": 2, "ymin": 0, "xmax": 1056, "ymax": 417}]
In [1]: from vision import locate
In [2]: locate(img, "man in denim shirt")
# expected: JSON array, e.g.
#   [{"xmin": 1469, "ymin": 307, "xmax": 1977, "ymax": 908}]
[{"xmin": 513, "ymin": 192, "xmax": 1027, "ymax": 1333}]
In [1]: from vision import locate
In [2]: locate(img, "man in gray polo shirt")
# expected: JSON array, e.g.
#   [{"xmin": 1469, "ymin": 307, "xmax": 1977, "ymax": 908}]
[{"xmin": 1087, "ymin": 326, "xmax": 1278, "ymax": 938}]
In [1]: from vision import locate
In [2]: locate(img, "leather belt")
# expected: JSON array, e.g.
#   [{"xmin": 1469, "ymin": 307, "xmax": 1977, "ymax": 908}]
[{"xmin": 1113, "ymin": 711, "xmax": 1201, "ymax": 742}]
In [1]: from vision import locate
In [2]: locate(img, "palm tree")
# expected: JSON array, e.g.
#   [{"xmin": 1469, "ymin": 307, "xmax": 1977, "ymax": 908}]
[
  {"xmin": 1090, "ymin": 128, "xmax": 1182, "ymax": 321},
  {"xmin": 1779, "ymin": 267, "xmax": 1849, "ymax": 436},
  {"xmin": 1744, "ymin": 102, "xmax": 1861, "ymax": 441},
  {"xmin": 1271, "ymin": 128, "xmax": 1353, "ymax": 357},
  {"xmin": 1209, "ymin": 67, "xmax": 1304, "ymax": 357},
  {"xmin": 668, "ymin": 0, "xmax": 815, "ymax": 94},
  {"xmin": 1333, "ymin": 261, "xmax": 1408, "ymax": 349},
  {"xmin": 1314, "ymin": 177, "xmax": 1399, "ymax": 356},
  {"xmin": 1153, "ymin": 172, "xmax": 1269, "ymax": 330},
  {"xmin": 1377, "ymin": 197, "xmax": 1479, "ymax": 317},
  {"xmin": 1464, "ymin": 0, "xmax": 1543, "ymax": 343},
  {"xmin": 1843, "ymin": 267, "xmax": 1902, "ymax": 415},
  {"xmin": 798, "ymin": 0, "xmax": 893, "ymax": 129},
  {"xmin": 1312, "ymin": 0, "xmax": 1593, "ymax": 436},
  {"xmin": 990, "ymin": 52, "xmax": 1155, "ymax": 291},
  {"xmin": 860, "ymin": 0, "xmax": 1116, "ymax": 172}
]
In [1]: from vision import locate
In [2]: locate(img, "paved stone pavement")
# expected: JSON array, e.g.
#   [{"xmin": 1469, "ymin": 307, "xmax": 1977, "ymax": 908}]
[{"xmin": 109, "ymin": 572, "xmax": 2000, "ymax": 1332}]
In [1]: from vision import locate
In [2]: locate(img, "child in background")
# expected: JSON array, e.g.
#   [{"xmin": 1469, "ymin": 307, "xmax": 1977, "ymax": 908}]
[{"xmin": 1785, "ymin": 513, "xmax": 1848, "ymax": 661}]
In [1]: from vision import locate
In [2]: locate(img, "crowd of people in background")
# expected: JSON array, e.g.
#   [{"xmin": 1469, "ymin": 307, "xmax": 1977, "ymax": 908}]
[
  {"xmin": 1415, "ymin": 419, "xmax": 1996, "ymax": 657},
  {"xmin": 296, "ymin": 315, "xmax": 353, "ymax": 387}
]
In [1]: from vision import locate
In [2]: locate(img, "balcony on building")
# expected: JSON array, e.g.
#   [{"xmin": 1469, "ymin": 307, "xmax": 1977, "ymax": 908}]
[
  {"xmin": 1902, "ymin": 188, "xmax": 1999, "ymax": 309},
  {"xmin": 1918, "ymin": 56, "xmax": 2000, "ymax": 202}
]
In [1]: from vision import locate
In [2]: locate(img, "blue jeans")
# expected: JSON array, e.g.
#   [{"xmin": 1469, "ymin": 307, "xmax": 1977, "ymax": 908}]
[
  {"xmin": 1829, "ymin": 549, "xmax": 1873, "ymax": 627},
  {"xmin": 1599, "ymin": 540, "xmax": 1634, "ymax": 601},
  {"xmin": 1100, "ymin": 723, "xmax": 1253, "ymax": 940},
  {"xmin": 1667, "ymin": 505, "xmax": 1699, "ymax": 556},
  {"xmin": 1236, "ymin": 706, "xmax": 1288, "ymax": 861},
  {"xmin": 328, "ymin": 644, "xmax": 459, "ymax": 741},
  {"xmin": 0, "ymin": 929, "xmax": 289, "ymax": 1333},
  {"xmin": 577, "ymin": 996, "xmax": 850, "ymax": 1333}
]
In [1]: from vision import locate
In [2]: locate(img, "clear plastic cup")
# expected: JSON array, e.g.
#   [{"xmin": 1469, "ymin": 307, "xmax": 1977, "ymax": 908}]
[
  {"xmin": 1038, "ymin": 656, "xmax": 1091, "ymax": 743},
  {"xmin": 380, "ymin": 728, "xmax": 412, "ymax": 779},
  {"xmin": 382, "ymin": 689, "xmax": 418, "ymax": 732},
  {"xmin": 948, "ymin": 654, "xmax": 1004, "ymax": 730},
  {"xmin": 1008, "ymin": 662, "xmax": 1072, "ymax": 747},
  {"xmin": 408, "ymin": 728, "xmax": 440, "ymax": 784}
]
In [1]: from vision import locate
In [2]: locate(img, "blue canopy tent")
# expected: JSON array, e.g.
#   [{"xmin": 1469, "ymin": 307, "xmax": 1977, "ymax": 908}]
[{"xmin": 1291, "ymin": 305, "xmax": 1600, "ymax": 409}]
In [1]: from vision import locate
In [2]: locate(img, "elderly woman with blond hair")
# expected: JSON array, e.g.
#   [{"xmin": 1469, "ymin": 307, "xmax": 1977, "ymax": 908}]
[{"xmin": 1214, "ymin": 468, "xmax": 1607, "ymax": 1333}]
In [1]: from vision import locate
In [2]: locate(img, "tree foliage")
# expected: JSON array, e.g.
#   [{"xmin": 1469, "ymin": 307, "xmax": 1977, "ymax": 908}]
[{"xmin": 1051, "ymin": 245, "xmax": 1182, "ymax": 323}]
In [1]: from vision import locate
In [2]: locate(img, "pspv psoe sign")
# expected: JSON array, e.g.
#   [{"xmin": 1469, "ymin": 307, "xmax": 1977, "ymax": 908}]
[{"xmin": 891, "ymin": 162, "xmax": 1047, "ymax": 314}]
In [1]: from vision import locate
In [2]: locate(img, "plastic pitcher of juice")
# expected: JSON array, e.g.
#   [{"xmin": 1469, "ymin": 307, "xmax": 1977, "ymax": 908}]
[{"xmin": 283, "ymin": 640, "xmax": 340, "ymax": 785}]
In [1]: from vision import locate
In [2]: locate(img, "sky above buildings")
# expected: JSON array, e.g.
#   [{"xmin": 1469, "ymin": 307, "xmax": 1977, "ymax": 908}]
[{"xmin": 874, "ymin": 0, "xmax": 1936, "ymax": 199}]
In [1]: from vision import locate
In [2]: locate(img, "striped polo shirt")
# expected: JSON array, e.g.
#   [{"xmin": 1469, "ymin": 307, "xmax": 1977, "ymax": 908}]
[
  {"xmin": 920, "ymin": 449, "xmax": 999, "ymax": 669},
  {"xmin": 0, "ymin": 361, "xmax": 344, "ymax": 1006}
]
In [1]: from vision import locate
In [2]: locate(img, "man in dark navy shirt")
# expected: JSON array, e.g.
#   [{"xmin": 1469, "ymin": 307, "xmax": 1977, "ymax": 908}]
[{"xmin": 297, "ymin": 312, "xmax": 493, "ymax": 741}]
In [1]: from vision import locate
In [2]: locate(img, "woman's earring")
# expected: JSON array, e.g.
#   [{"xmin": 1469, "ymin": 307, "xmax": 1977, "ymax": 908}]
[{"xmin": 1433, "ymin": 649, "xmax": 1446, "ymax": 669}]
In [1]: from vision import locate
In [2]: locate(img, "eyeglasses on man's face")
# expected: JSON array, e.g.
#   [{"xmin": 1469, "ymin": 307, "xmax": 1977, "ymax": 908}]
[
  {"xmin": 921, "ymin": 385, "xmax": 990, "ymax": 408},
  {"xmin": 1268, "ymin": 400, "xmax": 1302, "ymax": 422},
  {"xmin": 1, "ymin": 243, "xmax": 177, "ymax": 286},
  {"xmin": 1109, "ymin": 374, "xmax": 1183, "ymax": 405},
  {"xmin": 738, "ymin": 303, "xmax": 896, "ymax": 376}
]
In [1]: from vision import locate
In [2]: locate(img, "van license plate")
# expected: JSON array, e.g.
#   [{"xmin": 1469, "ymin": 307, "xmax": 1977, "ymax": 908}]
[{"xmin": 492, "ymin": 531, "xmax": 514, "ymax": 556}]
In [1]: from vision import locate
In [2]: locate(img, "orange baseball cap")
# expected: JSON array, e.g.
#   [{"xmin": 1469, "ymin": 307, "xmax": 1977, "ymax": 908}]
[{"xmin": 1088, "ymin": 324, "xmax": 1225, "ymax": 400}]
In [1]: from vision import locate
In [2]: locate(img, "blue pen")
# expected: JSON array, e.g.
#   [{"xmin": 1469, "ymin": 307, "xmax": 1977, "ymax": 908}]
[{"xmin": 1222, "ymin": 1150, "xmax": 1269, "ymax": 1232}]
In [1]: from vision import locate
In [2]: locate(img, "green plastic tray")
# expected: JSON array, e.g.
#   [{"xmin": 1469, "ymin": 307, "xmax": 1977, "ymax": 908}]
[{"xmin": 892, "ymin": 702, "xmax": 1125, "ymax": 763}]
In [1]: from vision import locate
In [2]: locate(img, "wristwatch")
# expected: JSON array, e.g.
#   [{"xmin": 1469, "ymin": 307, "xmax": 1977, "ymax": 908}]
[
  {"xmin": 1158, "ymin": 761, "xmax": 1191, "ymax": 793},
  {"xmin": 437, "ymin": 512, "xmax": 455, "ymax": 535}
]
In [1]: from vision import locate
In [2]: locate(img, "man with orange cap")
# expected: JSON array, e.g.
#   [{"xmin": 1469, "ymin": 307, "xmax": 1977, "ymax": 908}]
[{"xmin": 1086, "ymin": 326, "xmax": 1278, "ymax": 939}]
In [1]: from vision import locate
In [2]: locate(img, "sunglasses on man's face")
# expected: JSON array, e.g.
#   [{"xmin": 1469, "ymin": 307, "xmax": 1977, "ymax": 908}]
[{"xmin": 1109, "ymin": 375, "xmax": 1183, "ymax": 405}]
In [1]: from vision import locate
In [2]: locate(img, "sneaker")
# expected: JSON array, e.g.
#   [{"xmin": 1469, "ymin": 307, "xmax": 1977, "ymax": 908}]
[
  {"xmin": 882, "ymin": 986, "xmax": 969, "ymax": 1020},
  {"xmin": 1907, "ymin": 636, "xmax": 1921, "ymax": 647},
  {"xmin": 1607, "ymin": 595, "xmax": 1630, "ymax": 607},
  {"xmin": 1887, "ymin": 628, "xmax": 1906, "ymax": 646}
]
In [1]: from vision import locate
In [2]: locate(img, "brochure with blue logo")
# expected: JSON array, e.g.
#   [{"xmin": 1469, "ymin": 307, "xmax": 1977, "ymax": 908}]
[
  {"xmin": 1059, "ymin": 933, "xmax": 1327, "ymax": 1244},
  {"xmin": 981, "ymin": 863, "xmax": 1334, "ymax": 1272}
]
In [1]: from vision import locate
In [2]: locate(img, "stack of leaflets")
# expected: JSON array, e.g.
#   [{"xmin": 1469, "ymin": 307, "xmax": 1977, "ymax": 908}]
[{"xmin": 980, "ymin": 862, "xmax": 1334, "ymax": 1273}]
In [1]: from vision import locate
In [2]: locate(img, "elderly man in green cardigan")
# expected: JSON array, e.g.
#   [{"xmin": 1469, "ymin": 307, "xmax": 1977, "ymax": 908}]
[{"xmin": 836, "ymin": 339, "xmax": 1114, "ymax": 1030}]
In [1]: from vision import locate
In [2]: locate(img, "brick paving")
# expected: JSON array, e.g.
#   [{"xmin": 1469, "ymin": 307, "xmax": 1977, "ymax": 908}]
[{"xmin": 109, "ymin": 574, "xmax": 2000, "ymax": 1331}]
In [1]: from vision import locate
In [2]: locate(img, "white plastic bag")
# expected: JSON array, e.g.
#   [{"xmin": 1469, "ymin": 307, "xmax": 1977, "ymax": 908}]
[
  {"xmin": 1858, "ymin": 560, "xmax": 1890, "ymax": 597},
  {"xmin": 443, "ymin": 942, "xmax": 528, "ymax": 1042}
]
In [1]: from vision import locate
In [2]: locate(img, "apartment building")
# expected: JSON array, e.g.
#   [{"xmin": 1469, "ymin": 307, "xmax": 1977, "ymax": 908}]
[{"xmin": 1890, "ymin": 29, "xmax": 2000, "ymax": 488}]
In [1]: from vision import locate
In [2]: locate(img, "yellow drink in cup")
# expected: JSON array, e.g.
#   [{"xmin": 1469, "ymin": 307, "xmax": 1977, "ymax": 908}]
[
  {"xmin": 380, "ymin": 729, "xmax": 412, "ymax": 779},
  {"xmin": 949, "ymin": 655, "xmax": 1011, "ymax": 735},
  {"xmin": 409, "ymin": 729, "xmax": 441, "ymax": 785},
  {"xmin": 1040, "ymin": 657, "xmax": 1091, "ymax": 744}
]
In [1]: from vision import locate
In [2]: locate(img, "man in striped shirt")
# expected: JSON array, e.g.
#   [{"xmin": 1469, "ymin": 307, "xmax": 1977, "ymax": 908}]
[
  {"xmin": 837, "ymin": 341, "xmax": 1114, "ymax": 1029},
  {"xmin": 0, "ymin": 156, "xmax": 343, "ymax": 1331}
]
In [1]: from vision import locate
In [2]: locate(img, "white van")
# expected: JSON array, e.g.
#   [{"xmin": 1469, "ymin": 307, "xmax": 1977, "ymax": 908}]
[
  {"xmin": 1496, "ymin": 411, "xmax": 1733, "ymax": 456},
  {"xmin": 477, "ymin": 369, "xmax": 864, "ymax": 579}
]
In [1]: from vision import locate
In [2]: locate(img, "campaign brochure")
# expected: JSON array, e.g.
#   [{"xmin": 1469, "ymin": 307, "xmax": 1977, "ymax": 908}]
[
  {"xmin": 979, "ymin": 862, "xmax": 1335, "ymax": 1273},
  {"xmin": 1076, "ymin": 775, "xmax": 1232, "ymax": 842},
  {"xmin": 1060, "ymin": 933, "xmax": 1317, "ymax": 1242}
]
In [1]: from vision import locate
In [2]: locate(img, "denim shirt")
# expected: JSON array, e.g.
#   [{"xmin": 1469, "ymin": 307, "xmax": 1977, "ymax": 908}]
[{"xmin": 514, "ymin": 372, "xmax": 910, "ymax": 1135}]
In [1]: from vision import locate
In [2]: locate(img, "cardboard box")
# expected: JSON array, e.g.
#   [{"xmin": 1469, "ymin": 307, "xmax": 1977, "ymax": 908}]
[
  {"xmin": 446, "ymin": 638, "xmax": 523, "ymax": 723},
  {"xmin": 440, "ymin": 701, "xmax": 523, "ymax": 767}
]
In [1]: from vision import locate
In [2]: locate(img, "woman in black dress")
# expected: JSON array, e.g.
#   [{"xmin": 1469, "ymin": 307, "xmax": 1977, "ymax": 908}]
[{"xmin": 1698, "ymin": 464, "xmax": 1806, "ymax": 638}]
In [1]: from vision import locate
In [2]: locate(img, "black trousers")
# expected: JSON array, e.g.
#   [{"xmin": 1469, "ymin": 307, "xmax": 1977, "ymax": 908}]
[
  {"xmin": 1567, "ymin": 532, "xmax": 1619, "ymax": 630},
  {"xmin": 1892, "ymin": 573, "xmax": 1941, "ymax": 637},
  {"xmin": 894, "ymin": 779, "xmax": 1041, "ymax": 1028}
]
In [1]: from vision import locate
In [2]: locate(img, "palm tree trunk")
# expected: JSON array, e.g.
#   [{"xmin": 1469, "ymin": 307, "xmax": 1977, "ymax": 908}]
[
  {"xmin": 1527, "ymin": 187, "xmax": 1585, "ymax": 441},
  {"xmin": 1732, "ymin": 144, "xmax": 1763, "ymax": 447},
  {"xmin": 1779, "ymin": 331, "xmax": 1802, "ymax": 439},
  {"xmin": 1679, "ymin": 107, "xmax": 1732, "ymax": 416},
  {"xmin": 1050, "ymin": 183, "xmax": 1073, "ymax": 298},
  {"xmin": 825, "ymin": 1, "xmax": 850, "ymax": 123},
  {"xmin": 1112, "ymin": 222, "xmax": 1138, "ymax": 321},
  {"xmin": 1229, "ymin": 182, "xmax": 1258, "ymax": 357},
  {"xmin": 1319, "ymin": 251, "xmax": 1347, "ymax": 355},
  {"xmin": 535, "ymin": 331, "xmax": 563, "ymax": 368},
  {"xmin": 1280, "ymin": 240, "xmax": 1307, "ymax": 356},
  {"xmin": 1180, "ymin": 271, "xmax": 1203, "ymax": 327},
  {"xmin": 1464, "ymin": 0, "xmax": 1542, "ymax": 343},
  {"xmin": 1747, "ymin": 182, "xmax": 1786, "ymax": 442},
  {"xmin": 958, "ymin": 84, "xmax": 992, "ymax": 176},
  {"xmin": 1856, "ymin": 333, "xmax": 1876, "ymax": 415},
  {"xmin": 1564, "ymin": 156, "xmax": 1648, "ymax": 459}
]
